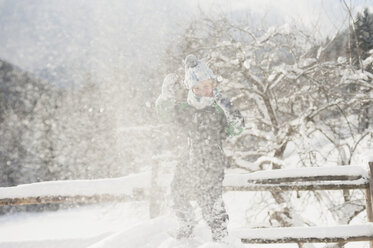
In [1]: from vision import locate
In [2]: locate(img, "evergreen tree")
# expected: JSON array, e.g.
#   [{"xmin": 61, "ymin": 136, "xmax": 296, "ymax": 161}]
[
  {"xmin": 0, "ymin": 59, "xmax": 60, "ymax": 186},
  {"xmin": 352, "ymin": 8, "xmax": 373, "ymax": 69},
  {"xmin": 349, "ymin": 8, "xmax": 373, "ymax": 133}
]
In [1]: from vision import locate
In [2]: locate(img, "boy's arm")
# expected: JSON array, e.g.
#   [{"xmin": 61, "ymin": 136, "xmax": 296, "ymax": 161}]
[
  {"xmin": 155, "ymin": 96, "xmax": 194, "ymax": 125},
  {"xmin": 155, "ymin": 73, "xmax": 182, "ymax": 124},
  {"xmin": 155, "ymin": 96, "xmax": 176, "ymax": 124},
  {"xmin": 213, "ymin": 88, "xmax": 244, "ymax": 136}
]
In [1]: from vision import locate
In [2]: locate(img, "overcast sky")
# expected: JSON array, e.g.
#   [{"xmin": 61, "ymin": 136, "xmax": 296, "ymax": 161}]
[
  {"xmin": 0, "ymin": 0, "xmax": 371, "ymax": 83},
  {"xmin": 189, "ymin": 0, "xmax": 372, "ymax": 38}
]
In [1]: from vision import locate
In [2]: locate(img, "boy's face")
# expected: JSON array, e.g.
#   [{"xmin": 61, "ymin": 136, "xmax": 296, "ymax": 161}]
[{"xmin": 192, "ymin": 79, "xmax": 216, "ymax": 97}]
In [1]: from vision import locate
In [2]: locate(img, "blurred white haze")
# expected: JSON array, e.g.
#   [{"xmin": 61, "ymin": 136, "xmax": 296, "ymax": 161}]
[
  {"xmin": 0, "ymin": 0, "xmax": 370, "ymax": 120},
  {"xmin": 1, "ymin": 0, "xmax": 373, "ymax": 247}
]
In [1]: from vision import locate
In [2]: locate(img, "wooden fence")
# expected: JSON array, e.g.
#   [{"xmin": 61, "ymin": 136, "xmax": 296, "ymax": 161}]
[
  {"xmin": 1, "ymin": 162, "xmax": 373, "ymax": 247},
  {"xmin": 224, "ymin": 162, "xmax": 373, "ymax": 247}
]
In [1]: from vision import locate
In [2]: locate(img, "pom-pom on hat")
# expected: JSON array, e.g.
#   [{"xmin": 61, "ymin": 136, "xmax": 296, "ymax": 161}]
[{"xmin": 184, "ymin": 54, "xmax": 216, "ymax": 90}]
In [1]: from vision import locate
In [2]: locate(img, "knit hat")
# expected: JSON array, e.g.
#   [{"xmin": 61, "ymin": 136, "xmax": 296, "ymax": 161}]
[{"xmin": 184, "ymin": 54, "xmax": 216, "ymax": 90}]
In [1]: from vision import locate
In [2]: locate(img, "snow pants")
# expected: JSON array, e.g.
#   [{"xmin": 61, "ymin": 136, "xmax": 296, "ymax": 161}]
[{"xmin": 171, "ymin": 143, "xmax": 229, "ymax": 241}]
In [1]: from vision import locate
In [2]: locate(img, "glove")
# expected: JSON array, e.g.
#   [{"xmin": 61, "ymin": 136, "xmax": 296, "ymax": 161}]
[
  {"xmin": 161, "ymin": 73, "xmax": 180, "ymax": 101},
  {"xmin": 156, "ymin": 73, "xmax": 186, "ymax": 123}
]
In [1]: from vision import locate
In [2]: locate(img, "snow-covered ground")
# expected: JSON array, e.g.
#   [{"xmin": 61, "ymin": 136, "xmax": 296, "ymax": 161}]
[
  {"xmin": 0, "ymin": 201, "xmax": 147, "ymax": 248},
  {"xmin": 0, "ymin": 196, "xmax": 370, "ymax": 248}
]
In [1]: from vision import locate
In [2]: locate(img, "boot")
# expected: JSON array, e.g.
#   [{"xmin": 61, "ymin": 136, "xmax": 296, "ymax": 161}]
[
  {"xmin": 175, "ymin": 223, "xmax": 194, "ymax": 239},
  {"xmin": 211, "ymin": 212, "xmax": 229, "ymax": 242},
  {"xmin": 211, "ymin": 226, "xmax": 228, "ymax": 242}
]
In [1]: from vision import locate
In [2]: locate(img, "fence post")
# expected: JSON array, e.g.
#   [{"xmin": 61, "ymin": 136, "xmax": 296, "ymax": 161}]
[
  {"xmin": 367, "ymin": 161, "xmax": 373, "ymax": 248},
  {"xmin": 149, "ymin": 162, "xmax": 161, "ymax": 219}
]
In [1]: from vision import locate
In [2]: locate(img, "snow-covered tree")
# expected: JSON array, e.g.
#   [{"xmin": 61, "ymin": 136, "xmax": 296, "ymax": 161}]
[{"xmin": 162, "ymin": 13, "xmax": 373, "ymax": 238}]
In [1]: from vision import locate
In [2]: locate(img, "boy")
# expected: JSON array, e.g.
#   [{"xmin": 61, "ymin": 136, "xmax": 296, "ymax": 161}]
[{"xmin": 156, "ymin": 54, "xmax": 244, "ymax": 242}]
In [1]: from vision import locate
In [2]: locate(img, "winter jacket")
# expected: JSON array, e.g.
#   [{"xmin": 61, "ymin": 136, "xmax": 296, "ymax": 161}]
[{"xmin": 156, "ymin": 92, "xmax": 244, "ymax": 170}]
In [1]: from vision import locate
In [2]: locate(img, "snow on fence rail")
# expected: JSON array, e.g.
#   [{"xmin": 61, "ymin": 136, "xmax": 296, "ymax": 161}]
[
  {"xmin": 232, "ymin": 223, "xmax": 373, "ymax": 244},
  {"xmin": 223, "ymin": 165, "xmax": 370, "ymax": 191},
  {"xmin": 1, "ymin": 166, "xmax": 368, "ymax": 206},
  {"xmin": 0, "ymin": 172, "xmax": 151, "ymax": 206}
]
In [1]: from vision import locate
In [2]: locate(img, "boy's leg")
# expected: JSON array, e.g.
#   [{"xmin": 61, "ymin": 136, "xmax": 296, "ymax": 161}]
[
  {"xmin": 196, "ymin": 175, "xmax": 229, "ymax": 242},
  {"xmin": 171, "ymin": 166, "xmax": 197, "ymax": 239}
]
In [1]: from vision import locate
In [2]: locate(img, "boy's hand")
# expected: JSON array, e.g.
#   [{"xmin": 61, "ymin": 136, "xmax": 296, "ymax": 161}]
[
  {"xmin": 156, "ymin": 73, "xmax": 189, "ymax": 124},
  {"xmin": 161, "ymin": 73, "xmax": 181, "ymax": 101},
  {"xmin": 156, "ymin": 73, "xmax": 180, "ymax": 123}
]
